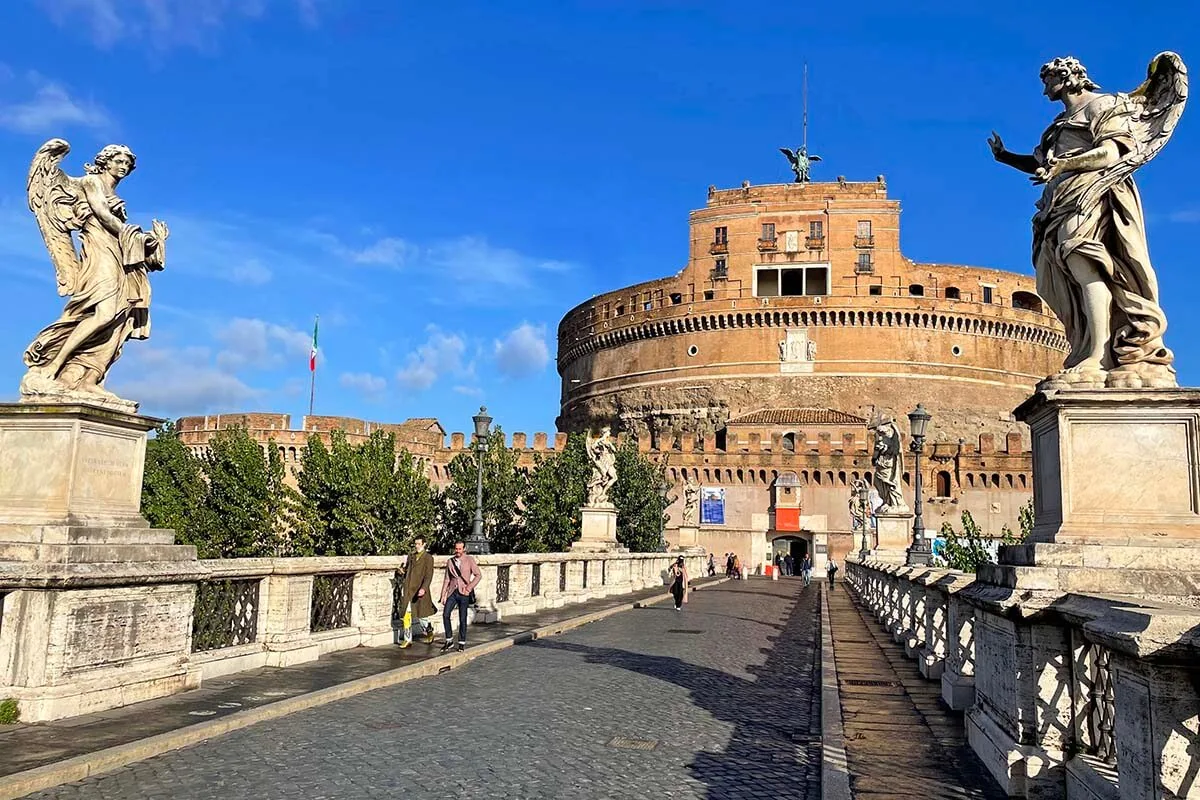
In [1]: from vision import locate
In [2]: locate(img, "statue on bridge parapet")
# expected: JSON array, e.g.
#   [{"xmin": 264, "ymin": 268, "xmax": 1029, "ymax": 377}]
[
  {"xmin": 988, "ymin": 52, "xmax": 1187, "ymax": 390},
  {"xmin": 681, "ymin": 474, "xmax": 700, "ymax": 527},
  {"xmin": 586, "ymin": 426, "xmax": 618, "ymax": 507},
  {"xmin": 870, "ymin": 416, "xmax": 909, "ymax": 514},
  {"xmin": 19, "ymin": 138, "xmax": 169, "ymax": 413}
]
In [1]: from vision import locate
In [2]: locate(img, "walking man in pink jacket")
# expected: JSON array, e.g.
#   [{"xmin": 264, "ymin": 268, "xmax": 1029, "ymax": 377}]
[{"xmin": 440, "ymin": 541, "xmax": 482, "ymax": 652}]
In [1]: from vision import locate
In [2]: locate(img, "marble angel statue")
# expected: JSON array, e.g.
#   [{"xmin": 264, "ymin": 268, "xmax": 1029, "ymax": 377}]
[
  {"xmin": 870, "ymin": 416, "xmax": 909, "ymax": 514},
  {"xmin": 586, "ymin": 426, "xmax": 618, "ymax": 507},
  {"xmin": 681, "ymin": 474, "xmax": 700, "ymax": 527},
  {"xmin": 19, "ymin": 139, "xmax": 168, "ymax": 412},
  {"xmin": 988, "ymin": 53, "xmax": 1186, "ymax": 389}
]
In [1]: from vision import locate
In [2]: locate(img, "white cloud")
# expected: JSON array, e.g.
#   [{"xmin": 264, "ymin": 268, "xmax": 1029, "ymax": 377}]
[
  {"xmin": 395, "ymin": 326, "xmax": 471, "ymax": 392},
  {"xmin": 350, "ymin": 237, "xmax": 417, "ymax": 266},
  {"xmin": 1169, "ymin": 209, "xmax": 1200, "ymax": 224},
  {"xmin": 340, "ymin": 371, "xmax": 387, "ymax": 399},
  {"xmin": 227, "ymin": 258, "xmax": 273, "ymax": 285},
  {"xmin": 493, "ymin": 322, "xmax": 550, "ymax": 378},
  {"xmin": 0, "ymin": 71, "xmax": 112, "ymax": 134},
  {"xmin": 214, "ymin": 317, "xmax": 311, "ymax": 372},
  {"xmin": 39, "ymin": 0, "xmax": 327, "ymax": 50},
  {"xmin": 108, "ymin": 344, "xmax": 262, "ymax": 416},
  {"xmin": 454, "ymin": 385, "xmax": 484, "ymax": 398}
]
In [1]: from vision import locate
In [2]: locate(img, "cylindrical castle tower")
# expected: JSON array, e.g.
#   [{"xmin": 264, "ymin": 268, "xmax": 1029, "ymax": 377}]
[{"xmin": 556, "ymin": 178, "xmax": 1066, "ymax": 444}]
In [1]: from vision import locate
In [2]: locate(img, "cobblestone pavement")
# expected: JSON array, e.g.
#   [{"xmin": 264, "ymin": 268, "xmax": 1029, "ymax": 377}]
[
  {"xmin": 828, "ymin": 581, "xmax": 1005, "ymax": 799},
  {"xmin": 27, "ymin": 579, "xmax": 820, "ymax": 800}
]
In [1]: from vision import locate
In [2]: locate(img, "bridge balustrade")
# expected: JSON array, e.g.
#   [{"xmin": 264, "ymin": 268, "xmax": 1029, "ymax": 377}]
[{"xmin": 845, "ymin": 558, "xmax": 1200, "ymax": 800}]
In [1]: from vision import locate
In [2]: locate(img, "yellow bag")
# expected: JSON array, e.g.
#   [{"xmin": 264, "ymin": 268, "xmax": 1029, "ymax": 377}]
[{"xmin": 403, "ymin": 609, "xmax": 412, "ymax": 630}]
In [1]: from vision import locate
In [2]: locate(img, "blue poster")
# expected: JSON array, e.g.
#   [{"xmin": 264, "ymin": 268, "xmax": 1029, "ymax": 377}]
[{"xmin": 700, "ymin": 487, "xmax": 725, "ymax": 525}]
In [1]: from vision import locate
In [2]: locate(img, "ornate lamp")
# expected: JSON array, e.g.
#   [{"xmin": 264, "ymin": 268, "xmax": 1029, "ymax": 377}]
[
  {"xmin": 468, "ymin": 406, "xmax": 492, "ymax": 555},
  {"xmin": 906, "ymin": 404, "xmax": 933, "ymax": 566},
  {"xmin": 854, "ymin": 478, "xmax": 872, "ymax": 559}
]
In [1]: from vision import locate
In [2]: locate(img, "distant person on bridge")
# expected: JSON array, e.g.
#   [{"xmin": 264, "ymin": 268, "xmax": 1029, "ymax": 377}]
[
  {"xmin": 802, "ymin": 556, "xmax": 812, "ymax": 587},
  {"xmin": 440, "ymin": 541, "xmax": 482, "ymax": 652},
  {"xmin": 707, "ymin": 553, "xmax": 716, "ymax": 576},
  {"xmin": 826, "ymin": 559, "xmax": 838, "ymax": 587},
  {"xmin": 784, "ymin": 553, "xmax": 795, "ymax": 577},
  {"xmin": 668, "ymin": 557, "xmax": 689, "ymax": 610},
  {"xmin": 725, "ymin": 553, "xmax": 735, "ymax": 577},
  {"xmin": 398, "ymin": 536, "xmax": 436, "ymax": 648}
]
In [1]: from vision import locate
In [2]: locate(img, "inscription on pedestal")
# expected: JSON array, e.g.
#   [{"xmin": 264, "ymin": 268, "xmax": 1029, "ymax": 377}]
[
  {"xmin": 61, "ymin": 587, "xmax": 192, "ymax": 674},
  {"xmin": 976, "ymin": 616, "xmax": 1018, "ymax": 736}
]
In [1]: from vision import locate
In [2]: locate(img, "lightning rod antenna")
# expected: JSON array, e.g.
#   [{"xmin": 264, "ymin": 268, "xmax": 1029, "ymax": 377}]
[{"xmin": 803, "ymin": 63, "xmax": 809, "ymax": 152}]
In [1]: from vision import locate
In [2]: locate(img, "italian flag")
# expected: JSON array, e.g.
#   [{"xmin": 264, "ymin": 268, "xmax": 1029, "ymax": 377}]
[{"xmin": 309, "ymin": 317, "xmax": 319, "ymax": 372}]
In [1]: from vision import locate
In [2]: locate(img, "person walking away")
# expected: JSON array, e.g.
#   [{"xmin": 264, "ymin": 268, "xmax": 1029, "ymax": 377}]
[
  {"xmin": 826, "ymin": 559, "xmax": 839, "ymax": 587},
  {"xmin": 732, "ymin": 554, "xmax": 743, "ymax": 580},
  {"xmin": 707, "ymin": 553, "xmax": 716, "ymax": 577},
  {"xmin": 398, "ymin": 536, "xmax": 436, "ymax": 648},
  {"xmin": 725, "ymin": 553, "xmax": 735, "ymax": 577},
  {"xmin": 440, "ymin": 541, "xmax": 482, "ymax": 652},
  {"xmin": 668, "ymin": 556, "xmax": 689, "ymax": 611},
  {"xmin": 773, "ymin": 553, "xmax": 782, "ymax": 577},
  {"xmin": 784, "ymin": 553, "xmax": 794, "ymax": 577}
]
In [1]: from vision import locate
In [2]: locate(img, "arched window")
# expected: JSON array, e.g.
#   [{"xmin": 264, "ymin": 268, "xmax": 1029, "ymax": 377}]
[
  {"xmin": 1012, "ymin": 291, "xmax": 1043, "ymax": 313},
  {"xmin": 944, "ymin": 286, "xmax": 961, "ymax": 300},
  {"xmin": 936, "ymin": 470, "xmax": 952, "ymax": 497},
  {"xmin": 908, "ymin": 283, "xmax": 925, "ymax": 297},
  {"xmin": 782, "ymin": 432, "xmax": 796, "ymax": 452}
]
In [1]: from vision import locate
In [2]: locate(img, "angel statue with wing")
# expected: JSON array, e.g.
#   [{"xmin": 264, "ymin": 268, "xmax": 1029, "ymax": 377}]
[
  {"xmin": 780, "ymin": 145, "xmax": 821, "ymax": 183},
  {"xmin": 19, "ymin": 139, "xmax": 168, "ymax": 411},
  {"xmin": 988, "ymin": 53, "xmax": 1187, "ymax": 390}
]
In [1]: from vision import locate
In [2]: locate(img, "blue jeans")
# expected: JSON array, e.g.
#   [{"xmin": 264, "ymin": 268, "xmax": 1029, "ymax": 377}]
[{"xmin": 443, "ymin": 590, "xmax": 470, "ymax": 643}]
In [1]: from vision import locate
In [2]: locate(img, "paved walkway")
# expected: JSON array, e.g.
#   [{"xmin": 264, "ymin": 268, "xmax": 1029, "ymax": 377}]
[
  {"xmin": 24, "ymin": 579, "xmax": 820, "ymax": 799},
  {"xmin": 826, "ymin": 582, "xmax": 1005, "ymax": 800}
]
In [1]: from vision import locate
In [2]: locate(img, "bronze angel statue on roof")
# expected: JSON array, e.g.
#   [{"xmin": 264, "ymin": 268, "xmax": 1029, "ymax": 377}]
[
  {"xmin": 19, "ymin": 139, "xmax": 168, "ymax": 412},
  {"xmin": 780, "ymin": 145, "xmax": 821, "ymax": 183},
  {"xmin": 988, "ymin": 52, "xmax": 1187, "ymax": 390}
]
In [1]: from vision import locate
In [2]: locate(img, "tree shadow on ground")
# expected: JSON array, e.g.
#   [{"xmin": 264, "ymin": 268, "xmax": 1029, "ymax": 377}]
[{"xmin": 527, "ymin": 585, "xmax": 821, "ymax": 800}]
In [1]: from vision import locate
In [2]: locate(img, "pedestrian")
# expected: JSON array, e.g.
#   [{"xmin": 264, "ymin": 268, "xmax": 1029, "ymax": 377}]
[
  {"xmin": 826, "ymin": 559, "xmax": 838, "ymax": 587},
  {"xmin": 732, "ymin": 554, "xmax": 743, "ymax": 580},
  {"xmin": 802, "ymin": 555, "xmax": 812, "ymax": 587},
  {"xmin": 773, "ymin": 553, "xmax": 782, "ymax": 576},
  {"xmin": 707, "ymin": 553, "xmax": 716, "ymax": 577},
  {"xmin": 784, "ymin": 553, "xmax": 794, "ymax": 577},
  {"xmin": 725, "ymin": 553, "xmax": 735, "ymax": 577},
  {"xmin": 440, "ymin": 541, "xmax": 482, "ymax": 652},
  {"xmin": 668, "ymin": 556, "xmax": 689, "ymax": 611},
  {"xmin": 398, "ymin": 535, "xmax": 436, "ymax": 648}
]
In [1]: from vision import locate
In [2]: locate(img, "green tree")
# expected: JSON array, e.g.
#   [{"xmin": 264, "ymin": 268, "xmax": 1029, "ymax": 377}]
[
  {"xmin": 937, "ymin": 510, "xmax": 994, "ymax": 572},
  {"xmin": 611, "ymin": 439, "xmax": 670, "ymax": 552},
  {"xmin": 523, "ymin": 433, "xmax": 589, "ymax": 552},
  {"xmin": 141, "ymin": 421, "xmax": 206, "ymax": 543},
  {"xmin": 438, "ymin": 427, "xmax": 527, "ymax": 553},
  {"xmin": 292, "ymin": 430, "xmax": 439, "ymax": 556},
  {"xmin": 195, "ymin": 426, "xmax": 287, "ymax": 558}
]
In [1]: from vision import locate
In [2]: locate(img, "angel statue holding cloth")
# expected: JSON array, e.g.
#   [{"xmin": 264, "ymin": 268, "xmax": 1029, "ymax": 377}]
[
  {"xmin": 988, "ymin": 52, "xmax": 1187, "ymax": 390},
  {"xmin": 19, "ymin": 139, "xmax": 168, "ymax": 412}
]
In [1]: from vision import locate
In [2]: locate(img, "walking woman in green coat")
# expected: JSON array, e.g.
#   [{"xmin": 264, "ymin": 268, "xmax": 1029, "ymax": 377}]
[{"xmin": 398, "ymin": 536, "xmax": 437, "ymax": 647}]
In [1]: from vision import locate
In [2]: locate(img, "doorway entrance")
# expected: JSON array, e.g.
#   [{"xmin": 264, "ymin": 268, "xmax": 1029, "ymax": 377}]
[{"xmin": 771, "ymin": 535, "xmax": 809, "ymax": 574}]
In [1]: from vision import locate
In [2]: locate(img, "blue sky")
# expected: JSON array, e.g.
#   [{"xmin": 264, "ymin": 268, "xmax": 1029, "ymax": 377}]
[{"xmin": 0, "ymin": 1, "xmax": 1197, "ymax": 440}]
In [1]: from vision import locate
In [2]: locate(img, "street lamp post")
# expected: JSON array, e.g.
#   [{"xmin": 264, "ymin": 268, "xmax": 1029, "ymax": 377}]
[
  {"xmin": 853, "ymin": 478, "xmax": 871, "ymax": 560},
  {"xmin": 906, "ymin": 404, "xmax": 932, "ymax": 566},
  {"xmin": 468, "ymin": 406, "xmax": 492, "ymax": 556}
]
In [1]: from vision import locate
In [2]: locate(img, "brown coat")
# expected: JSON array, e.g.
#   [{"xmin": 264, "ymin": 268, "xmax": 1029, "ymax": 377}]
[{"xmin": 402, "ymin": 550, "xmax": 436, "ymax": 619}]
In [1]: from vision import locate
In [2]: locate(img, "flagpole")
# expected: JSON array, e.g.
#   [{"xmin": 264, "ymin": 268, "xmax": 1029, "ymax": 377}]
[{"xmin": 308, "ymin": 315, "xmax": 319, "ymax": 418}]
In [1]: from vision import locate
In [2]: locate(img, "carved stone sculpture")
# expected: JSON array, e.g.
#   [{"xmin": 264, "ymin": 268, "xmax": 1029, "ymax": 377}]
[
  {"xmin": 586, "ymin": 426, "xmax": 618, "ymax": 507},
  {"xmin": 19, "ymin": 139, "xmax": 168, "ymax": 412},
  {"xmin": 779, "ymin": 145, "xmax": 821, "ymax": 183},
  {"xmin": 989, "ymin": 53, "xmax": 1187, "ymax": 389},
  {"xmin": 870, "ymin": 417, "xmax": 909, "ymax": 514},
  {"xmin": 681, "ymin": 474, "xmax": 700, "ymax": 527}
]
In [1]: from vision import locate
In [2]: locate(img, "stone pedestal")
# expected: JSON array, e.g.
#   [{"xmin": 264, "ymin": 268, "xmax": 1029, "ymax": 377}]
[
  {"xmin": 0, "ymin": 403, "xmax": 204, "ymax": 722},
  {"xmin": 572, "ymin": 505, "xmax": 627, "ymax": 553},
  {"xmin": 870, "ymin": 511, "xmax": 914, "ymax": 563},
  {"xmin": 673, "ymin": 524, "xmax": 705, "ymax": 554},
  {"xmin": 1016, "ymin": 388, "xmax": 1200, "ymax": 544}
]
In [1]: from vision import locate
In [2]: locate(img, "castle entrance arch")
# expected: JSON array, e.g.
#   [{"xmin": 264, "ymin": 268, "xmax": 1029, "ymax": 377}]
[{"xmin": 769, "ymin": 533, "xmax": 809, "ymax": 572}]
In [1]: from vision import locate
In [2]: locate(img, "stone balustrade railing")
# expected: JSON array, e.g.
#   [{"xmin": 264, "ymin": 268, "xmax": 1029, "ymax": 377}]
[
  {"xmin": 0, "ymin": 551, "xmax": 704, "ymax": 721},
  {"xmin": 844, "ymin": 558, "xmax": 1200, "ymax": 800}
]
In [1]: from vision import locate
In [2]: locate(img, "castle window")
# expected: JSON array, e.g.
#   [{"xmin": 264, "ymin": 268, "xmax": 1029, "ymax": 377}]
[
  {"xmin": 614, "ymin": 305, "xmax": 624, "ymax": 317},
  {"xmin": 782, "ymin": 432, "xmax": 796, "ymax": 452},
  {"xmin": 703, "ymin": 290, "xmax": 715, "ymax": 300},
  {"xmin": 982, "ymin": 285, "xmax": 994, "ymax": 304},
  {"xmin": 670, "ymin": 292, "xmax": 683, "ymax": 304},
  {"xmin": 758, "ymin": 265, "xmax": 829, "ymax": 297},
  {"xmin": 761, "ymin": 223, "xmax": 775, "ymax": 241},
  {"xmin": 936, "ymin": 470, "xmax": 952, "ymax": 497},
  {"xmin": 944, "ymin": 286, "xmax": 961, "ymax": 300},
  {"xmin": 714, "ymin": 226, "xmax": 728, "ymax": 245},
  {"xmin": 857, "ymin": 220, "xmax": 872, "ymax": 237},
  {"xmin": 869, "ymin": 285, "xmax": 882, "ymax": 296},
  {"xmin": 712, "ymin": 257, "xmax": 728, "ymax": 280},
  {"xmin": 809, "ymin": 221, "xmax": 824, "ymax": 239},
  {"xmin": 855, "ymin": 220, "xmax": 874, "ymax": 248},
  {"xmin": 856, "ymin": 253, "xmax": 873, "ymax": 273},
  {"xmin": 908, "ymin": 283, "xmax": 925, "ymax": 297},
  {"xmin": 1012, "ymin": 291, "xmax": 1042, "ymax": 313}
]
